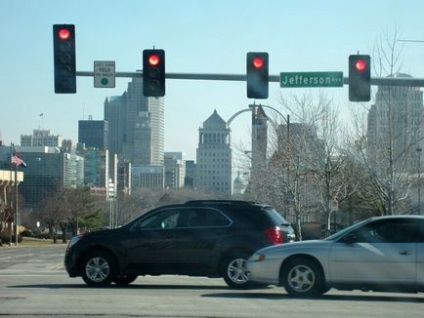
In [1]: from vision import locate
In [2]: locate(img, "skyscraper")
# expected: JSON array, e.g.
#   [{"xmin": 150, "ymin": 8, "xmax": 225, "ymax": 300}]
[
  {"xmin": 78, "ymin": 118, "xmax": 108, "ymax": 149},
  {"xmin": 367, "ymin": 73, "xmax": 424, "ymax": 172},
  {"xmin": 120, "ymin": 74, "xmax": 164, "ymax": 166},
  {"xmin": 196, "ymin": 110, "xmax": 232, "ymax": 195},
  {"xmin": 104, "ymin": 95, "xmax": 126, "ymax": 156},
  {"xmin": 104, "ymin": 74, "xmax": 165, "ymax": 190}
]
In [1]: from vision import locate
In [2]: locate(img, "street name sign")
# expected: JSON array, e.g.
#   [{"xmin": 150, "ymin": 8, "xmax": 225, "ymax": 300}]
[
  {"xmin": 280, "ymin": 72, "xmax": 343, "ymax": 88},
  {"xmin": 94, "ymin": 61, "xmax": 115, "ymax": 88}
]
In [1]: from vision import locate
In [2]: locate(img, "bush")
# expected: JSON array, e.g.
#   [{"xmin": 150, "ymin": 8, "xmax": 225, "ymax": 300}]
[
  {"xmin": 0, "ymin": 234, "xmax": 23, "ymax": 244},
  {"xmin": 20, "ymin": 230, "xmax": 33, "ymax": 237}
]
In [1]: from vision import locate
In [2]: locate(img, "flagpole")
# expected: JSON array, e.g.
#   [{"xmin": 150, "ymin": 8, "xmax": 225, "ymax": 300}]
[{"xmin": 14, "ymin": 165, "xmax": 18, "ymax": 246}]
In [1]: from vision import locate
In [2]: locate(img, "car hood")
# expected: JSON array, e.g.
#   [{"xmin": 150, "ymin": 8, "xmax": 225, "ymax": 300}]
[
  {"xmin": 80, "ymin": 227, "xmax": 123, "ymax": 239},
  {"xmin": 252, "ymin": 239, "xmax": 332, "ymax": 256}
]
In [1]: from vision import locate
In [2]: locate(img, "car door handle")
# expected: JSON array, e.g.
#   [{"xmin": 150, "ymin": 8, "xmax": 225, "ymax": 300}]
[{"xmin": 399, "ymin": 250, "xmax": 411, "ymax": 255}]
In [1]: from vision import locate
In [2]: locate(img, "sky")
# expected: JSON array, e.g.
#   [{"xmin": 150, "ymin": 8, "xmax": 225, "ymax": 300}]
[{"xmin": 1, "ymin": 0, "xmax": 424, "ymax": 162}]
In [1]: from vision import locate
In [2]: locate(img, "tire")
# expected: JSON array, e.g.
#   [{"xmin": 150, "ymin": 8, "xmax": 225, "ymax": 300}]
[
  {"xmin": 221, "ymin": 252, "xmax": 254, "ymax": 289},
  {"xmin": 113, "ymin": 274, "xmax": 138, "ymax": 286},
  {"xmin": 81, "ymin": 251, "xmax": 116, "ymax": 287},
  {"xmin": 281, "ymin": 258, "xmax": 326, "ymax": 298}
]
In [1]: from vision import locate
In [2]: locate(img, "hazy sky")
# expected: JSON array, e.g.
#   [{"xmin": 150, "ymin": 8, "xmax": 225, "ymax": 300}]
[{"xmin": 1, "ymin": 0, "xmax": 424, "ymax": 160}]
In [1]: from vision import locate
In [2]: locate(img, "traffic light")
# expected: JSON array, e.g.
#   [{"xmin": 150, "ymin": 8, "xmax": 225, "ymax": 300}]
[
  {"xmin": 246, "ymin": 52, "xmax": 269, "ymax": 99},
  {"xmin": 349, "ymin": 54, "xmax": 371, "ymax": 102},
  {"xmin": 53, "ymin": 24, "xmax": 76, "ymax": 93},
  {"xmin": 143, "ymin": 49, "xmax": 165, "ymax": 97}
]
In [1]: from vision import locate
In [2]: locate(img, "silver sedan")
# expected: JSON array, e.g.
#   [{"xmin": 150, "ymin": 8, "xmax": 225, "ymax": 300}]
[{"xmin": 247, "ymin": 215, "xmax": 424, "ymax": 297}]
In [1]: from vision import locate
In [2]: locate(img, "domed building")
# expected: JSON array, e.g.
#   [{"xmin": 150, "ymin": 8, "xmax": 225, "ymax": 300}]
[
  {"xmin": 232, "ymin": 171, "xmax": 246, "ymax": 197},
  {"xmin": 196, "ymin": 110, "xmax": 232, "ymax": 195}
]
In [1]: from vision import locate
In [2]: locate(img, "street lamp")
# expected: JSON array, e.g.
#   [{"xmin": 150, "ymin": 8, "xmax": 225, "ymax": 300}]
[{"xmin": 417, "ymin": 147, "xmax": 422, "ymax": 215}]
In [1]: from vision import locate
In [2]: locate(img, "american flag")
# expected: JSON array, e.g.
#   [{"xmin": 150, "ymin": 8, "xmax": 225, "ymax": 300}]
[{"xmin": 11, "ymin": 154, "xmax": 27, "ymax": 168}]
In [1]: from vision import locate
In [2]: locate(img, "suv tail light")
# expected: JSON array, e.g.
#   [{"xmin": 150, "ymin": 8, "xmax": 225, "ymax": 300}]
[{"xmin": 264, "ymin": 227, "xmax": 283, "ymax": 244}]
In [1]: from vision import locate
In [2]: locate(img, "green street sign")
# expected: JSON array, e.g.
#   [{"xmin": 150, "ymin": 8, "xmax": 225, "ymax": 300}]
[{"xmin": 280, "ymin": 72, "xmax": 343, "ymax": 88}]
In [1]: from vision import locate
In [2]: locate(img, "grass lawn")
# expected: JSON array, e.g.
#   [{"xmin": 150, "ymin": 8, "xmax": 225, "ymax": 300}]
[{"xmin": 1, "ymin": 237, "xmax": 68, "ymax": 247}]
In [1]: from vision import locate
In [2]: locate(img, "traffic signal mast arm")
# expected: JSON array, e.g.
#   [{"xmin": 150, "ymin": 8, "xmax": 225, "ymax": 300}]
[{"xmin": 75, "ymin": 70, "xmax": 424, "ymax": 87}]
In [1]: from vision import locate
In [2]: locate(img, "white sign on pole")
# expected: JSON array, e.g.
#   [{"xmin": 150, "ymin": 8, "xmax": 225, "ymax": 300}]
[{"xmin": 94, "ymin": 61, "xmax": 115, "ymax": 88}]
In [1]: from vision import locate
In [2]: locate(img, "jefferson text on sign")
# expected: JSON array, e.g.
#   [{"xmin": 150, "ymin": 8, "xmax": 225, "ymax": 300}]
[{"xmin": 280, "ymin": 72, "xmax": 343, "ymax": 88}]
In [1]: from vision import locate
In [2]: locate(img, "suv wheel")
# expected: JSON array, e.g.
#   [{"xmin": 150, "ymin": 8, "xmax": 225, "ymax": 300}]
[
  {"xmin": 221, "ymin": 252, "xmax": 254, "ymax": 289},
  {"xmin": 81, "ymin": 251, "xmax": 116, "ymax": 287}
]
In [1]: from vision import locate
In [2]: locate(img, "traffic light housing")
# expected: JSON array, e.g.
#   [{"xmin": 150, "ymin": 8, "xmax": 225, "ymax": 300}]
[
  {"xmin": 349, "ymin": 54, "xmax": 371, "ymax": 102},
  {"xmin": 247, "ymin": 52, "xmax": 269, "ymax": 99},
  {"xmin": 53, "ymin": 24, "xmax": 76, "ymax": 93},
  {"xmin": 143, "ymin": 49, "xmax": 165, "ymax": 97}
]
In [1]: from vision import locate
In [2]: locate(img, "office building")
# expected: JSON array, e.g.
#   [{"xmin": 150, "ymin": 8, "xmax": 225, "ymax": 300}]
[
  {"xmin": 105, "ymin": 74, "xmax": 165, "ymax": 190},
  {"xmin": 367, "ymin": 73, "xmax": 424, "ymax": 172},
  {"xmin": 164, "ymin": 152, "xmax": 186, "ymax": 189},
  {"xmin": 104, "ymin": 95, "xmax": 126, "ymax": 156},
  {"xmin": 196, "ymin": 110, "xmax": 232, "ymax": 195},
  {"xmin": 21, "ymin": 129, "xmax": 62, "ymax": 147},
  {"xmin": 78, "ymin": 118, "xmax": 109, "ymax": 149}
]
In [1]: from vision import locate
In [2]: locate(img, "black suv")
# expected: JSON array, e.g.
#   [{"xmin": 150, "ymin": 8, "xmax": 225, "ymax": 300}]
[{"xmin": 64, "ymin": 200, "xmax": 295, "ymax": 288}]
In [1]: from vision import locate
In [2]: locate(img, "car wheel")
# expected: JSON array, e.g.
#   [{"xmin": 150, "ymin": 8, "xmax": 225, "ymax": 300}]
[
  {"xmin": 221, "ymin": 252, "xmax": 254, "ymax": 289},
  {"xmin": 113, "ymin": 274, "xmax": 138, "ymax": 286},
  {"xmin": 282, "ymin": 258, "xmax": 326, "ymax": 298},
  {"xmin": 81, "ymin": 251, "xmax": 116, "ymax": 287}
]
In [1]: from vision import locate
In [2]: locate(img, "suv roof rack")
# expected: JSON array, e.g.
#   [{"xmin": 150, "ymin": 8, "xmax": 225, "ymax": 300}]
[{"xmin": 184, "ymin": 200, "xmax": 257, "ymax": 205}]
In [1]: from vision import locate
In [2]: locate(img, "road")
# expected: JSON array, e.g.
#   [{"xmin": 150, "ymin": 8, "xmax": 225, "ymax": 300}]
[{"xmin": 0, "ymin": 244, "xmax": 424, "ymax": 317}]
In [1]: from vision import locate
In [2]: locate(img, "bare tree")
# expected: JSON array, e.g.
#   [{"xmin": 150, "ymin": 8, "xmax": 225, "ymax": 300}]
[
  {"xmin": 352, "ymin": 26, "xmax": 423, "ymax": 215},
  {"xmin": 269, "ymin": 92, "xmax": 349, "ymax": 239}
]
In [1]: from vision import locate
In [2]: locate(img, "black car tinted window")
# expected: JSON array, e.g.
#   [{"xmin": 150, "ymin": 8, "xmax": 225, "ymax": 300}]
[
  {"xmin": 132, "ymin": 208, "xmax": 180, "ymax": 230},
  {"xmin": 263, "ymin": 207, "xmax": 290, "ymax": 226},
  {"xmin": 177, "ymin": 208, "xmax": 230, "ymax": 228}
]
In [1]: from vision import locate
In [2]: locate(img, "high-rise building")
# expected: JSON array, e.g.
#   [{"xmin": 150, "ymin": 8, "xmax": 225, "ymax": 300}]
[
  {"xmin": 21, "ymin": 129, "xmax": 62, "ymax": 147},
  {"xmin": 184, "ymin": 160, "xmax": 196, "ymax": 188},
  {"xmin": 104, "ymin": 94, "xmax": 126, "ymax": 156},
  {"xmin": 367, "ymin": 73, "xmax": 424, "ymax": 172},
  {"xmin": 120, "ymin": 74, "xmax": 164, "ymax": 166},
  {"xmin": 196, "ymin": 110, "xmax": 232, "ymax": 195},
  {"xmin": 0, "ymin": 145, "xmax": 84, "ymax": 208},
  {"xmin": 78, "ymin": 118, "xmax": 108, "ymax": 149},
  {"xmin": 164, "ymin": 152, "xmax": 186, "ymax": 189},
  {"xmin": 105, "ymin": 74, "xmax": 165, "ymax": 190}
]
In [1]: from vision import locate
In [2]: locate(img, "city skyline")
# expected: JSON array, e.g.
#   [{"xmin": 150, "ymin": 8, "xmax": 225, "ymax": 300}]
[{"xmin": 2, "ymin": 1, "xmax": 424, "ymax": 160}]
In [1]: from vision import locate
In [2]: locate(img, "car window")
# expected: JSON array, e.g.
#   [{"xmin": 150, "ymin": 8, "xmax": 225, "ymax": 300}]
[
  {"xmin": 349, "ymin": 219, "xmax": 418, "ymax": 243},
  {"xmin": 132, "ymin": 208, "xmax": 180, "ymax": 230},
  {"xmin": 263, "ymin": 207, "xmax": 290, "ymax": 226},
  {"xmin": 177, "ymin": 208, "xmax": 230, "ymax": 228}
]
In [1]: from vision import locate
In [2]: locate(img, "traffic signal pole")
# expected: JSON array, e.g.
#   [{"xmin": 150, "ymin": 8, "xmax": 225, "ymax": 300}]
[{"xmin": 75, "ymin": 70, "xmax": 424, "ymax": 87}]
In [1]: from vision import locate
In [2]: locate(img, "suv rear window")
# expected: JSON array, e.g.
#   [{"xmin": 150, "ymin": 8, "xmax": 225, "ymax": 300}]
[{"xmin": 263, "ymin": 207, "xmax": 290, "ymax": 226}]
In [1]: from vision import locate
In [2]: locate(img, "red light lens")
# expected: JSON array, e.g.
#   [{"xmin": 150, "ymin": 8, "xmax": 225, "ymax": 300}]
[
  {"xmin": 253, "ymin": 57, "xmax": 264, "ymax": 69},
  {"xmin": 355, "ymin": 59, "xmax": 367, "ymax": 72},
  {"xmin": 58, "ymin": 28, "xmax": 71, "ymax": 41},
  {"xmin": 148, "ymin": 54, "xmax": 160, "ymax": 66}
]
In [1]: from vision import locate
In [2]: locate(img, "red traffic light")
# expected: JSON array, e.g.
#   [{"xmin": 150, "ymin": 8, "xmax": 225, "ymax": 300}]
[
  {"xmin": 57, "ymin": 28, "xmax": 71, "ymax": 41},
  {"xmin": 349, "ymin": 54, "xmax": 371, "ymax": 102},
  {"xmin": 143, "ymin": 49, "xmax": 165, "ymax": 97},
  {"xmin": 148, "ymin": 54, "xmax": 160, "ymax": 66},
  {"xmin": 246, "ymin": 52, "xmax": 269, "ymax": 99},
  {"xmin": 355, "ymin": 59, "xmax": 367, "ymax": 72},
  {"xmin": 252, "ymin": 57, "xmax": 264, "ymax": 69}
]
